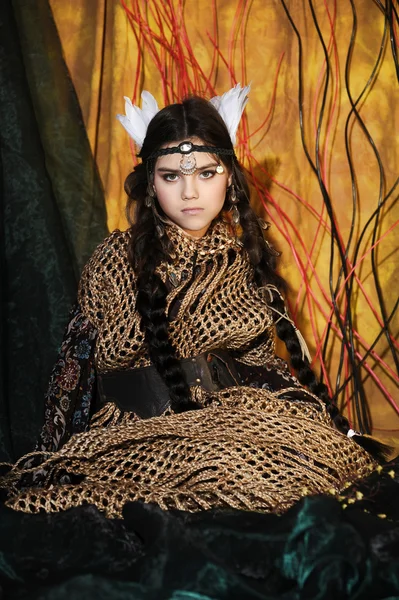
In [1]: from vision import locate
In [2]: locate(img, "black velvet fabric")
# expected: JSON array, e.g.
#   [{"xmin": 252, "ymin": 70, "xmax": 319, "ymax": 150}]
[
  {"xmin": 0, "ymin": 0, "xmax": 107, "ymax": 461},
  {"xmin": 1, "ymin": 467, "xmax": 399, "ymax": 600}
]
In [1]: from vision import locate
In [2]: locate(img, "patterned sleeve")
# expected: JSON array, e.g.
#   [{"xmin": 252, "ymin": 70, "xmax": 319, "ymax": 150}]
[
  {"xmin": 36, "ymin": 230, "xmax": 128, "ymax": 452},
  {"xmin": 36, "ymin": 304, "xmax": 98, "ymax": 452}
]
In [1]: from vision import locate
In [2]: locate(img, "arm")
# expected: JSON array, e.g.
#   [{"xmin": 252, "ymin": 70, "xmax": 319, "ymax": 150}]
[
  {"xmin": 35, "ymin": 304, "xmax": 97, "ymax": 452},
  {"xmin": 36, "ymin": 231, "xmax": 121, "ymax": 452},
  {"xmin": 233, "ymin": 331, "xmax": 304, "ymax": 392}
]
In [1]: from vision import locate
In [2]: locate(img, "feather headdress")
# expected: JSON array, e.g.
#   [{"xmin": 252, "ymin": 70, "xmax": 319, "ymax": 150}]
[
  {"xmin": 116, "ymin": 91, "xmax": 159, "ymax": 148},
  {"xmin": 117, "ymin": 83, "xmax": 250, "ymax": 148},
  {"xmin": 209, "ymin": 83, "xmax": 250, "ymax": 145}
]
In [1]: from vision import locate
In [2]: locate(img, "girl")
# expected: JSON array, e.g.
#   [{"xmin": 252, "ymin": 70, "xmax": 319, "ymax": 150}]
[{"xmin": 2, "ymin": 86, "xmax": 378, "ymax": 518}]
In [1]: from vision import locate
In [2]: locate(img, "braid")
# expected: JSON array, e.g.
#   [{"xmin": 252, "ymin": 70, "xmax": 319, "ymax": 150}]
[
  {"xmin": 270, "ymin": 293, "xmax": 349, "ymax": 432},
  {"xmin": 233, "ymin": 178, "xmax": 350, "ymax": 434},
  {"xmin": 135, "ymin": 271, "xmax": 195, "ymax": 413},
  {"xmin": 235, "ymin": 170, "xmax": 392, "ymax": 459},
  {"xmin": 126, "ymin": 166, "xmax": 197, "ymax": 413}
]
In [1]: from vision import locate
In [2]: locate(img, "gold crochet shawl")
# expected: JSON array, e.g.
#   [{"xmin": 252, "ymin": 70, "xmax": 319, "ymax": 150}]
[{"xmin": 4, "ymin": 220, "xmax": 375, "ymax": 518}]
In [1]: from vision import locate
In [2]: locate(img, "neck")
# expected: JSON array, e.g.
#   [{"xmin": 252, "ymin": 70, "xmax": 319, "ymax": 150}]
[{"xmin": 167, "ymin": 218, "xmax": 218, "ymax": 240}]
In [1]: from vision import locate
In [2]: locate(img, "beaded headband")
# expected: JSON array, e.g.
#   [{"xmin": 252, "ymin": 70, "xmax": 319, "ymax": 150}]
[{"xmin": 147, "ymin": 141, "xmax": 236, "ymax": 175}]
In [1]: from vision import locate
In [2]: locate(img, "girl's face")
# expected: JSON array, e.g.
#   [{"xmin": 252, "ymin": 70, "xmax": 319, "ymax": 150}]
[{"xmin": 153, "ymin": 138, "xmax": 231, "ymax": 238}]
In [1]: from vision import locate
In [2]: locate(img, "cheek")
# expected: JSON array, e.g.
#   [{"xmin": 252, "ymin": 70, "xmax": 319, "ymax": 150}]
[
  {"xmin": 157, "ymin": 194, "xmax": 174, "ymax": 216},
  {"xmin": 213, "ymin": 179, "xmax": 228, "ymax": 203},
  {"xmin": 155, "ymin": 181, "xmax": 177, "ymax": 211}
]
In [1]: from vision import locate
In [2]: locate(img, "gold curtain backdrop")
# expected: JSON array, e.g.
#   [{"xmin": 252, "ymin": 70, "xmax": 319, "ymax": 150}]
[{"xmin": 49, "ymin": 0, "xmax": 398, "ymax": 440}]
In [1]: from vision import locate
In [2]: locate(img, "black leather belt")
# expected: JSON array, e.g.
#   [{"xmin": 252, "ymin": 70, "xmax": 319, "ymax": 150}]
[{"xmin": 97, "ymin": 349, "xmax": 242, "ymax": 419}]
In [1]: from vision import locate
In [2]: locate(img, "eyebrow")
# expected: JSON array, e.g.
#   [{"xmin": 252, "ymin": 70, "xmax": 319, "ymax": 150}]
[{"xmin": 156, "ymin": 162, "xmax": 219, "ymax": 173}]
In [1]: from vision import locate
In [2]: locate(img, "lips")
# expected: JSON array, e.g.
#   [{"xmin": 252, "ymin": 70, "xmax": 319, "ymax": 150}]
[{"xmin": 181, "ymin": 208, "xmax": 204, "ymax": 215}]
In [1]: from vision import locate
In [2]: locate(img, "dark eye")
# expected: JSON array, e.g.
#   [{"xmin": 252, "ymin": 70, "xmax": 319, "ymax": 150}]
[
  {"xmin": 200, "ymin": 170, "xmax": 215, "ymax": 179},
  {"xmin": 163, "ymin": 173, "xmax": 179, "ymax": 182}
]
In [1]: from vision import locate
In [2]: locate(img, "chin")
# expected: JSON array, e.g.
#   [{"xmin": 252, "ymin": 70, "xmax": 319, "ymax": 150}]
[
  {"xmin": 179, "ymin": 219, "xmax": 210, "ymax": 230},
  {"xmin": 179, "ymin": 221, "xmax": 212, "ymax": 238}
]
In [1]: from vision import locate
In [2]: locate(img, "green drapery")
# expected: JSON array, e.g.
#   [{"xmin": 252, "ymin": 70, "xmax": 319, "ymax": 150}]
[{"xmin": 0, "ymin": 0, "xmax": 108, "ymax": 460}]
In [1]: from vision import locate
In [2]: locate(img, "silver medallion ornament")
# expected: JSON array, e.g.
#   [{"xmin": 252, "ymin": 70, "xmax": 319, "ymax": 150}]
[
  {"xmin": 216, "ymin": 164, "xmax": 224, "ymax": 174},
  {"xmin": 179, "ymin": 153, "xmax": 197, "ymax": 175},
  {"xmin": 178, "ymin": 141, "xmax": 197, "ymax": 175},
  {"xmin": 179, "ymin": 142, "xmax": 193, "ymax": 153}
]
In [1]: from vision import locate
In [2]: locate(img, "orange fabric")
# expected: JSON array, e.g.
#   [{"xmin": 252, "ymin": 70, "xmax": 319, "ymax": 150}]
[{"xmin": 50, "ymin": 0, "xmax": 398, "ymax": 440}]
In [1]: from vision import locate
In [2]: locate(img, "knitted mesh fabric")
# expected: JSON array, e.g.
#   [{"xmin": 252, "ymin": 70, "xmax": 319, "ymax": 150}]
[{"xmin": 3, "ymin": 221, "xmax": 376, "ymax": 517}]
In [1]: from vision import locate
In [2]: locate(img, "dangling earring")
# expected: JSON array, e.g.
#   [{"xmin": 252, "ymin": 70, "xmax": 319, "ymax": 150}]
[
  {"xmin": 153, "ymin": 210, "xmax": 165, "ymax": 238},
  {"xmin": 145, "ymin": 183, "xmax": 164, "ymax": 238},
  {"xmin": 152, "ymin": 202, "xmax": 166, "ymax": 239},
  {"xmin": 228, "ymin": 184, "xmax": 240, "ymax": 225},
  {"xmin": 145, "ymin": 183, "xmax": 155, "ymax": 208}
]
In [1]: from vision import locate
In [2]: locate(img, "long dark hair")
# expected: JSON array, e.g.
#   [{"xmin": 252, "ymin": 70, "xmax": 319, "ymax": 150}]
[{"xmin": 124, "ymin": 96, "xmax": 347, "ymax": 431}]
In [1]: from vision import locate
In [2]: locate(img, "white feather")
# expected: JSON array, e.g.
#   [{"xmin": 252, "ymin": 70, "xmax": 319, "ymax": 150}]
[
  {"xmin": 116, "ymin": 92, "xmax": 159, "ymax": 148},
  {"xmin": 210, "ymin": 83, "xmax": 250, "ymax": 145},
  {"xmin": 141, "ymin": 91, "xmax": 159, "ymax": 124}
]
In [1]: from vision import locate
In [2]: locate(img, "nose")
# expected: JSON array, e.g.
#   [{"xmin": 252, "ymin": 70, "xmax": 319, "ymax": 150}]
[{"xmin": 181, "ymin": 176, "xmax": 198, "ymax": 200}]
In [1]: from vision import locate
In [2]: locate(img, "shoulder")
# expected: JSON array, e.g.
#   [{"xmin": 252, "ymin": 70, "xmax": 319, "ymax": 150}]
[
  {"xmin": 80, "ymin": 229, "xmax": 132, "ymax": 279},
  {"xmin": 77, "ymin": 229, "xmax": 133, "ymax": 325},
  {"xmin": 86, "ymin": 229, "xmax": 131, "ymax": 267},
  {"xmin": 78, "ymin": 229, "xmax": 133, "ymax": 308}
]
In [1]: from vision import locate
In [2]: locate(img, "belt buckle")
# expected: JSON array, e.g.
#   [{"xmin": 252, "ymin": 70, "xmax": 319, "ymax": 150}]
[
  {"xmin": 206, "ymin": 350, "xmax": 241, "ymax": 389},
  {"xmin": 194, "ymin": 353, "xmax": 221, "ymax": 392},
  {"xmin": 183, "ymin": 350, "xmax": 241, "ymax": 392}
]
